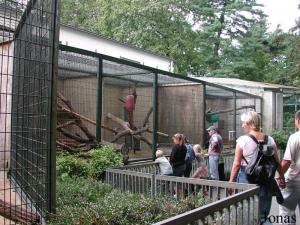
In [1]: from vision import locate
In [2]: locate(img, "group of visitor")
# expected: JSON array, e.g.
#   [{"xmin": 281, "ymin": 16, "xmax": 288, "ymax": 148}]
[
  {"xmin": 229, "ymin": 110, "xmax": 300, "ymax": 225},
  {"xmin": 155, "ymin": 129, "xmax": 223, "ymax": 181},
  {"xmin": 155, "ymin": 109, "xmax": 300, "ymax": 225}
]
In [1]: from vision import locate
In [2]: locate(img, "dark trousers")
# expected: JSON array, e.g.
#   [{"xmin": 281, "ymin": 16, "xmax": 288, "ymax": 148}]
[
  {"xmin": 184, "ymin": 161, "xmax": 193, "ymax": 177},
  {"xmin": 218, "ymin": 163, "xmax": 225, "ymax": 181}
]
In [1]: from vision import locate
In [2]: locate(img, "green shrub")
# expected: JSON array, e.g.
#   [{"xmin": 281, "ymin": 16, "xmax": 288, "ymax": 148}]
[
  {"xmin": 56, "ymin": 176, "xmax": 112, "ymax": 205},
  {"xmin": 271, "ymin": 129, "xmax": 291, "ymax": 150},
  {"xmin": 56, "ymin": 154, "xmax": 89, "ymax": 178},
  {"xmin": 89, "ymin": 145, "xmax": 123, "ymax": 179},
  {"xmin": 56, "ymin": 145, "xmax": 123, "ymax": 179},
  {"xmin": 48, "ymin": 176, "xmax": 204, "ymax": 225}
]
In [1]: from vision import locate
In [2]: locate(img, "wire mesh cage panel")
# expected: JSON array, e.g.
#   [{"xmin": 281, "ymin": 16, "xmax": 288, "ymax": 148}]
[
  {"xmin": 0, "ymin": 0, "xmax": 59, "ymax": 223},
  {"xmin": 205, "ymin": 85, "xmax": 262, "ymax": 149},
  {"xmin": 283, "ymin": 94, "xmax": 299, "ymax": 132},
  {"xmin": 205, "ymin": 85, "xmax": 234, "ymax": 148},
  {"xmin": 102, "ymin": 59, "xmax": 155, "ymax": 159},
  {"xmin": 57, "ymin": 50, "xmax": 98, "ymax": 152},
  {"xmin": 235, "ymin": 92, "xmax": 261, "ymax": 139},
  {"xmin": 157, "ymin": 74, "xmax": 204, "ymax": 152}
]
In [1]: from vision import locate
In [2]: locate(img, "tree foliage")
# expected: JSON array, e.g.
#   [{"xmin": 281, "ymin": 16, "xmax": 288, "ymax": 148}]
[{"xmin": 61, "ymin": 0, "xmax": 300, "ymax": 86}]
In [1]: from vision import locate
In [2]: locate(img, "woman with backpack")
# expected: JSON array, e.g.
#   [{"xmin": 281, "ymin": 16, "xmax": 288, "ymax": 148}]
[{"xmin": 229, "ymin": 111, "xmax": 285, "ymax": 225}]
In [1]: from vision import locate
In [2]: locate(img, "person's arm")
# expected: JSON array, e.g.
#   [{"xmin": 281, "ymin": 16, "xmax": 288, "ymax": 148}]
[
  {"xmin": 273, "ymin": 147, "xmax": 286, "ymax": 188},
  {"xmin": 281, "ymin": 160, "xmax": 291, "ymax": 174},
  {"xmin": 170, "ymin": 145, "xmax": 177, "ymax": 164},
  {"xmin": 276, "ymin": 135, "xmax": 293, "ymax": 187},
  {"xmin": 229, "ymin": 144, "xmax": 243, "ymax": 182}
]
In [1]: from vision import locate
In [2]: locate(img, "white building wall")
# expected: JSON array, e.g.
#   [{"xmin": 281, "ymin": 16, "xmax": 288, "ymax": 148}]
[{"xmin": 59, "ymin": 25, "xmax": 173, "ymax": 72}]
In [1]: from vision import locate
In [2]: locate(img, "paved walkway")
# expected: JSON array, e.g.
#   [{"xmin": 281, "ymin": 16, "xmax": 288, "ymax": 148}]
[{"xmin": 269, "ymin": 197, "xmax": 299, "ymax": 225}]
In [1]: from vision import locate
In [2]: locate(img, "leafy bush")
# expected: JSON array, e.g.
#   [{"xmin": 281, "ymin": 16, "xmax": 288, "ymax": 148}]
[
  {"xmin": 48, "ymin": 176, "xmax": 204, "ymax": 225},
  {"xmin": 56, "ymin": 154, "xmax": 89, "ymax": 178},
  {"xmin": 271, "ymin": 129, "xmax": 291, "ymax": 150},
  {"xmin": 56, "ymin": 145, "xmax": 123, "ymax": 179},
  {"xmin": 89, "ymin": 145, "xmax": 123, "ymax": 179},
  {"xmin": 56, "ymin": 176, "xmax": 112, "ymax": 205}
]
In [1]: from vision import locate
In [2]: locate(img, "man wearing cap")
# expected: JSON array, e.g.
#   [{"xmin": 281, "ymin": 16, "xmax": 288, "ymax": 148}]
[{"xmin": 206, "ymin": 126, "xmax": 223, "ymax": 180}]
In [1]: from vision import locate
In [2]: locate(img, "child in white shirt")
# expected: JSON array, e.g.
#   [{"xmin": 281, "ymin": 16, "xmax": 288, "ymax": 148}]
[{"xmin": 155, "ymin": 149, "xmax": 173, "ymax": 175}]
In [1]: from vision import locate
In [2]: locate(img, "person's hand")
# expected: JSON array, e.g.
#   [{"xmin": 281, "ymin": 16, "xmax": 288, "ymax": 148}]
[
  {"xmin": 228, "ymin": 188, "xmax": 235, "ymax": 195},
  {"xmin": 276, "ymin": 177, "xmax": 286, "ymax": 189},
  {"xmin": 204, "ymin": 153, "xmax": 209, "ymax": 157}
]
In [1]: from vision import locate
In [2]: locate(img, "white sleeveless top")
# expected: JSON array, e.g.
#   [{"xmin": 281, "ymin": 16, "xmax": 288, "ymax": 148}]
[{"xmin": 236, "ymin": 135, "xmax": 277, "ymax": 166}]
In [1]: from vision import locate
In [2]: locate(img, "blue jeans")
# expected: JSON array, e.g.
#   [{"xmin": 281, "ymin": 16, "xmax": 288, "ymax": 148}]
[
  {"xmin": 209, "ymin": 155, "xmax": 219, "ymax": 180},
  {"xmin": 237, "ymin": 166, "xmax": 273, "ymax": 225}
]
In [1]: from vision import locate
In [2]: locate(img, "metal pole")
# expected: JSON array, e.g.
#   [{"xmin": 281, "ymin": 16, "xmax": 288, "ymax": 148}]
[
  {"xmin": 96, "ymin": 57, "xmax": 103, "ymax": 143},
  {"xmin": 203, "ymin": 84, "xmax": 206, "ymax": 147},
  {"xmin": 48, "ymin": 0, "xmax": 60, "ymax": 214},
  {"xmin": 152, "ymin": 73, "xmax": 158, "ymax": 160},
  {"xmin": 233, "ymin": 92, "xmax": 237, "ymax": 146},
  {"xmin": 272, "ymin": 92, "xmax": 277, "ymax": 129}
]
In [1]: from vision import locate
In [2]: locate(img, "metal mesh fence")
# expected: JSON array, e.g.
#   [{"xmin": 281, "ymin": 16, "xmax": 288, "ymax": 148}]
[
  {"xmin": 0, "ymin": 0, "xmax": 58, "ymax": 223},
  {"xmin": 156, "ymin": 74, "xmax": 203, "ymax": 153},
  {"xmin": 283, "ymin": 94, "xmax": 300, "ymax": 132},
  {"xmin": 102, "ymin": 61, "xmax": 155, "ymax": 158},
  {"xmin": 57, "ymin": 50, "xmax": 98, "ymax": 151},
  {"xmin": 58, "ymin": 45, "xmax": 263, "ymax": 161},
  {"xmin": 205, "ymin": 85, "xmax": 262, "ymax": 150}
]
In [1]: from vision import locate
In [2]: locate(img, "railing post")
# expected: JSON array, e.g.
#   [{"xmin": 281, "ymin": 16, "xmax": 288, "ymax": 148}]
[
  {"xmin": 254, "ymin": 195, "xmax": 260, "ymax": 225},
  {"xmin": 151, "ymin": 173, "xmax": 156, "ymax": 197}
]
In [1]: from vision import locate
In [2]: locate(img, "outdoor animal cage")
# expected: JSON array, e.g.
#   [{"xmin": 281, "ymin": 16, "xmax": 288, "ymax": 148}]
[{"xmin": 57, "ymin": 45, "xmax": 262, "ymax": 160}]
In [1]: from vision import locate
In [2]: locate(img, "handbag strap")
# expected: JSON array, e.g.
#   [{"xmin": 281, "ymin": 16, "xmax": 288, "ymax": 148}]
[{"xmin": 242, "ymin": 134, "xmax": 268, "ymax": 165}]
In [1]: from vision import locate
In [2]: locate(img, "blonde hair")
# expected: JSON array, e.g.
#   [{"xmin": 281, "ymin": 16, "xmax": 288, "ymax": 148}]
[
  {"xmin": 156, "ymin": 149, "xmax": 164, "ymax": 158},
  {"xmin": 241, "ymin": 111, "xmax": 261, "ymax": 131},
  {"xmin": 193, "ymin": 144, "xmax": 202, "ymax": 153}
]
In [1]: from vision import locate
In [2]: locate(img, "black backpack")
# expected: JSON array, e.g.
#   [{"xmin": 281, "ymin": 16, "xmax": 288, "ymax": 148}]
[{"xmin": 242, "ymin": 134, "xmax": 278, "ymax": 185}]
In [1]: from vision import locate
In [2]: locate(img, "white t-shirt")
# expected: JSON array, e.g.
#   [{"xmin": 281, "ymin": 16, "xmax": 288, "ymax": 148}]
[
  {"xmin": 283, "ymin": 130, "xmax": 300, "ymax": 181},
  {"xmin": 155, "ymin": 156, "xmax": 173, "ymax": 175},
  {"xmin": 236, "ymin": 135, "xmax": 277, "ymax": 166}
]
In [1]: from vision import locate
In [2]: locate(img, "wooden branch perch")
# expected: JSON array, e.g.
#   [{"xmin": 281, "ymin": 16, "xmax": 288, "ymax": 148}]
[
  {"xmin": 147, "ymin": 129, "xmax": 169, "ymax": 137},
  {"xmin": 106, "ymin": 113, "xmax": 132, "ymax": 133},
  {"xmin": 58, "ymin": 105, "xmax": 96, "ymax": 125},
  {"xmin": 142, "ymin": 107, "xmax": 153, "ymax": 127},
  {"xmin": 57, "ymin": 121, "xmax": 76, "ymax": 129},
  {"xmin": 57, "ymin": 127, "xmax": 90, "ymax": 143},
  {"xmin": 206, "ymin": 105, "xmax": 255, "ymax": 115}
]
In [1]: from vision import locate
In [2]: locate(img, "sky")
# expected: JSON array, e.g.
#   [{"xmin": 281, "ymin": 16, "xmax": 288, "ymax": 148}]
[{"xmin": 257, "ymin": 0, "xmax": 299, "ymax": 31}]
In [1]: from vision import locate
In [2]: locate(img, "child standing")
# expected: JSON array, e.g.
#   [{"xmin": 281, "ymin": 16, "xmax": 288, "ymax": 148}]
[
  {"xmin": 191, "ymin": 144, "xmax": 209, "ymax": 196},
  {"xmin": 155, "ymin": 150, "xmax": 173, "ymax": 175},
  {"xmin": 192, "ymin": 144, "xmax": 208, "ymax": 179}
]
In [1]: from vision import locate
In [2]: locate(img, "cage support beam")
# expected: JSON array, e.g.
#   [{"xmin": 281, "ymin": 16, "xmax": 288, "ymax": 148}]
[
  {"xmin": 152, "ymin": 73, "xmax": 158, "ymax": 160},
  {"xmin": 233, "ymin": 92, "xmax": 237, "ymax": 142},
  {"xmin": 48, "ymin": 0, "xmax": 59, "ymax": 214},
  {"xmin": 96, "ymin": 57, "xmax": 103, "ymax": 143}
]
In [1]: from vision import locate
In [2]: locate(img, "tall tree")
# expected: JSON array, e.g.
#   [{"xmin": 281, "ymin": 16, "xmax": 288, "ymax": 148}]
[
  {"xmin": 61, "ymin": 0, "xmax": 205, "ymax": 74},
  {"xmin": 61, "ymin": 0, "xmax": 267, "ymax": 77}
]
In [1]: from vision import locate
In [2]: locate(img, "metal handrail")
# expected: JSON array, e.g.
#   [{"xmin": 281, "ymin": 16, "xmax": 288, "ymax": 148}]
[
  {"xmin": 152, "ymin": 186, "xmax": 259, "ymax": 225},
  {"xmin": 106, "ymin": 160, "xmax": 260, "ymax": 225}
]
